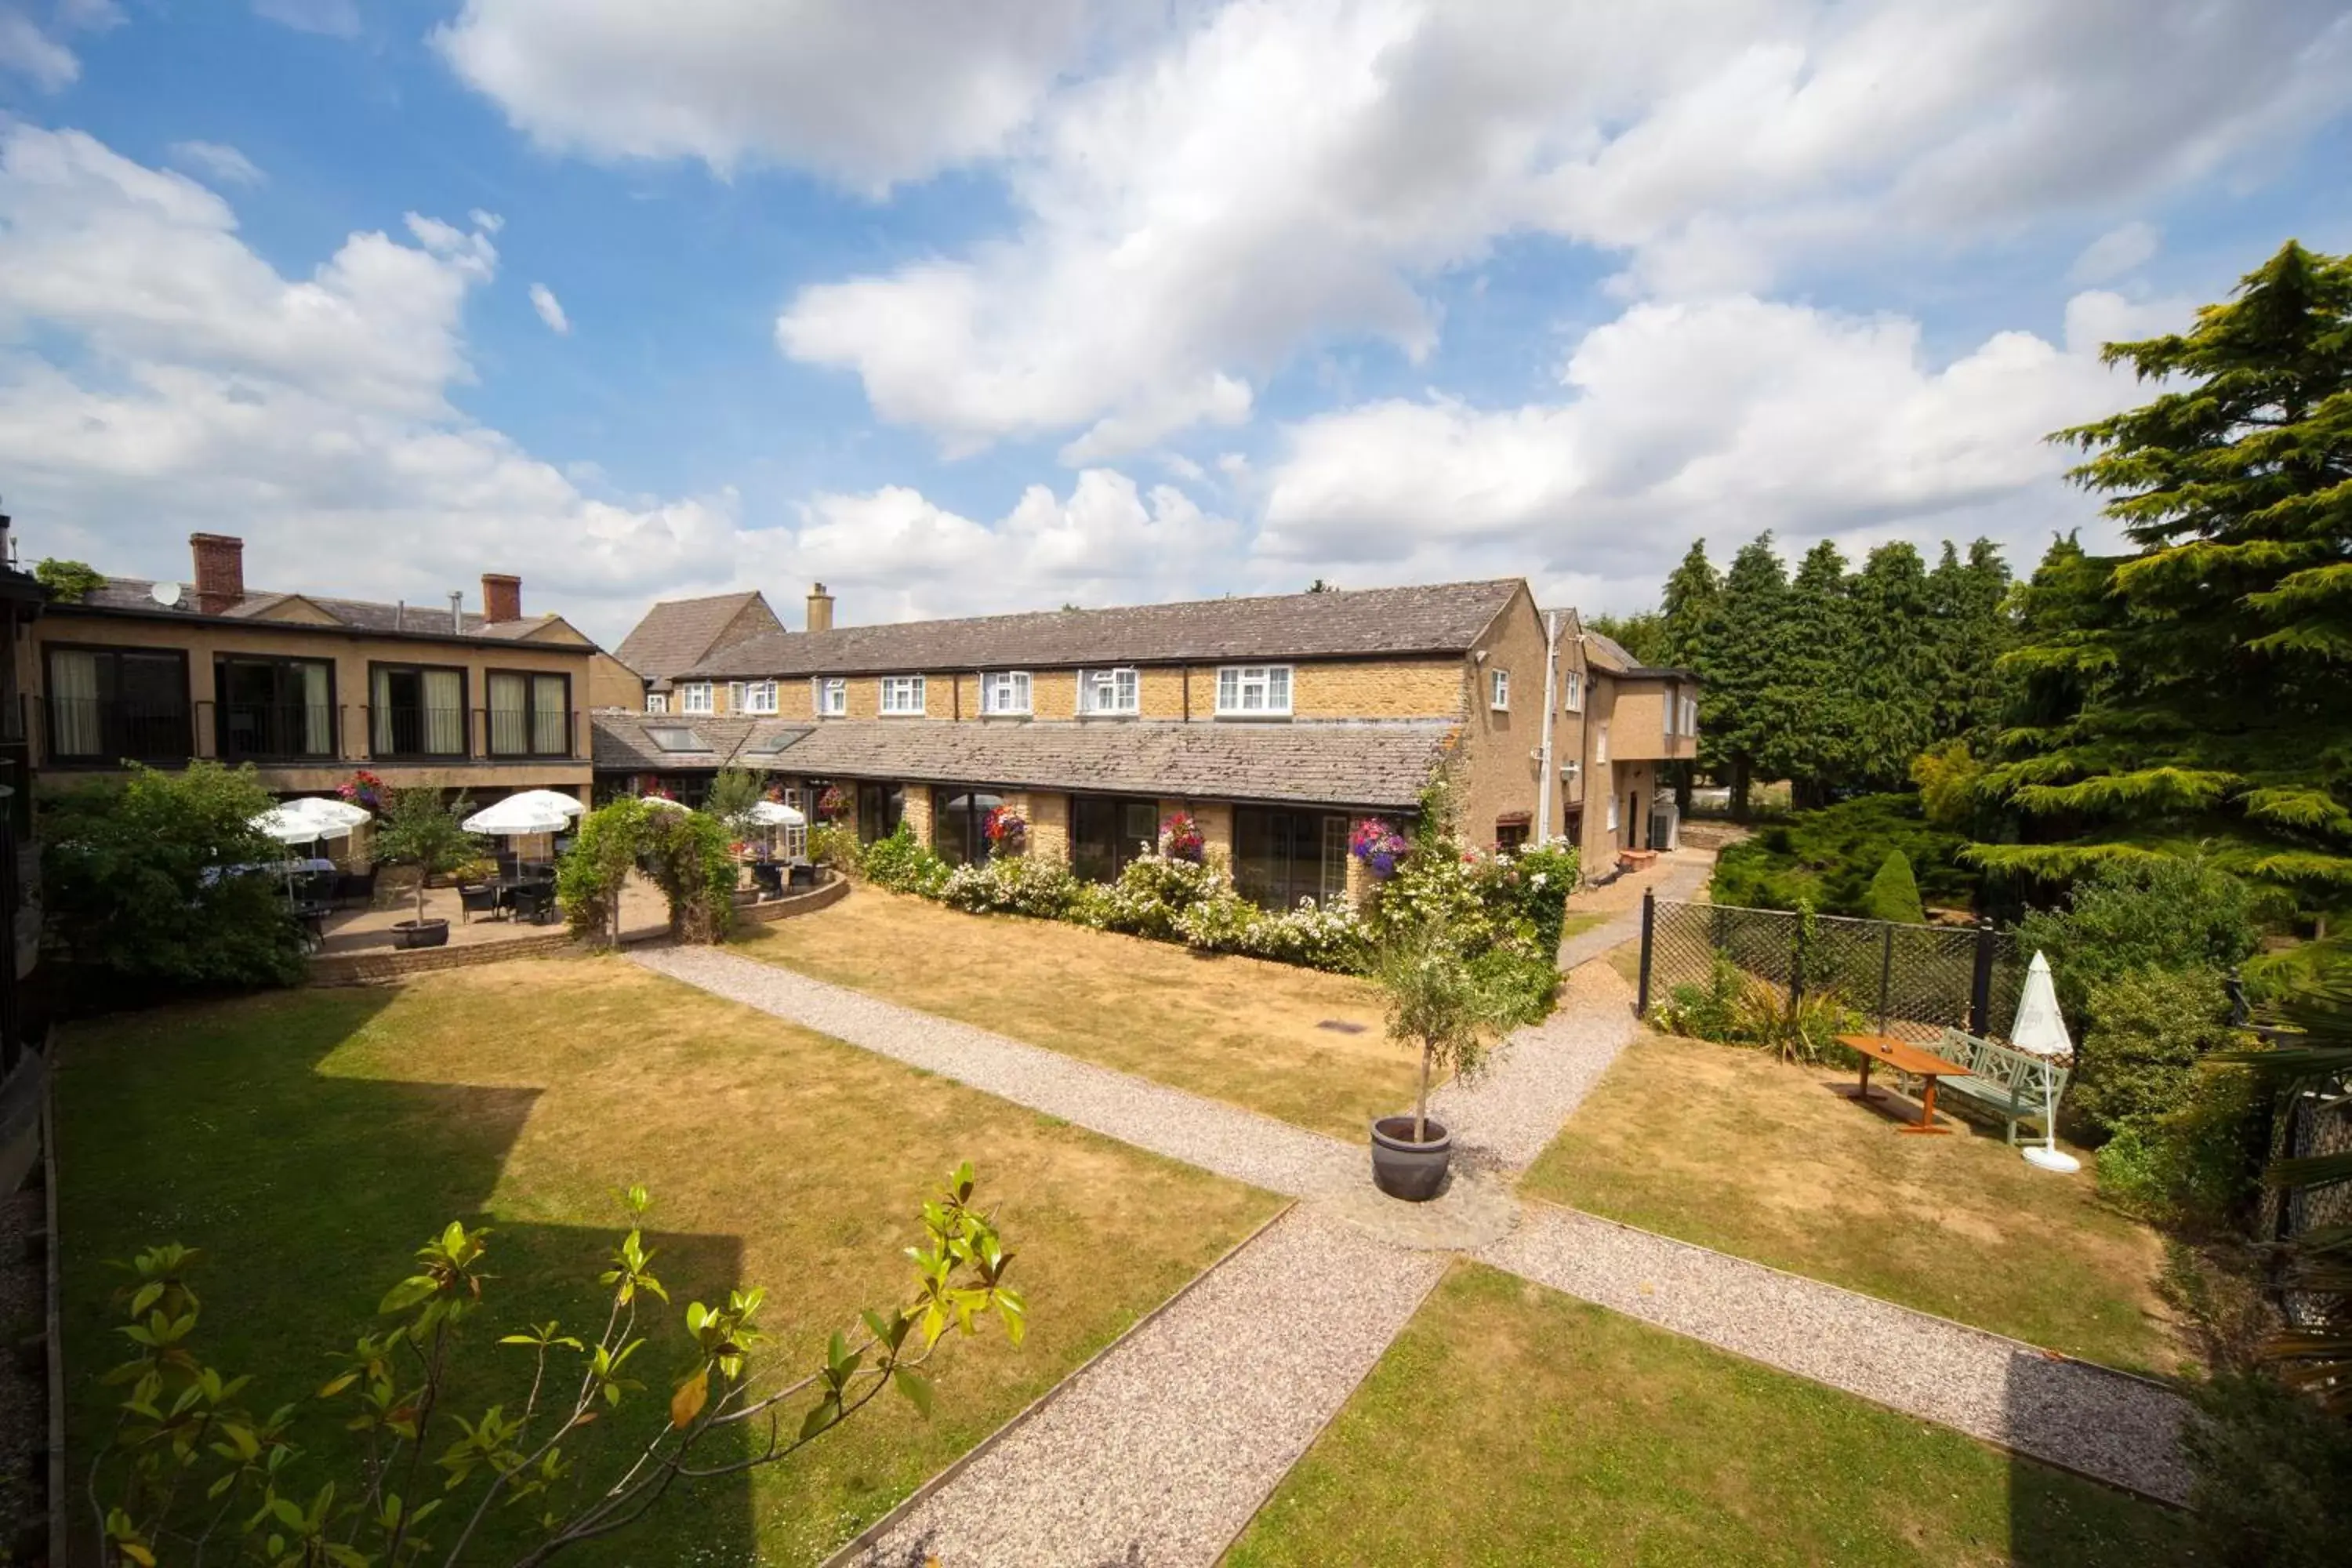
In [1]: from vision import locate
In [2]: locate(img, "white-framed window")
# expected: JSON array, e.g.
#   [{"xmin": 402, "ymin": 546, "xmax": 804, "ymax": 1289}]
[
  {"xmin": 813, "ymin": 677, "xmax": 847, "ymax": 717},
  {"xmin": 680, "ymin": 682, "xmax": 713, "ymax": 715},
  {"xmin": 982, "ymin": 670, "xmax": 1033, "ymax": 715},
  {"xmin": 1563, "ymin": 670, "xmax": 1584, "ymax": 713},
  {"xmin": 1490, "ymin": 668, "xmax": 1510, "ymax": 711},
  {"xmin": 878, "ymin": 675, "xmax": 926, "ymax": 715},
  {"xmin": 726, "ymin": 681, "xmax": 746, "ymax": 713},
  {"xmin": 1664, "ymin": 688, "xmax": 1678, "ymax": 739},
  {"xmin": 1679, "ymin": 694, "xmax": 1698, "ymax": 735},
  {"xmin": 645, "ymin": 692, "xmax": 668, "ymax": 714},
  {"xmin": 1214, "ymin": 664, "xmax": 1292, "ymax": 716},
  {"xmin": 1606, "ymin": 793, "xmax": 1620, "ymax": 832},
  {"xmin": 740, "ymin": 680, "xmax": 779, "ymax": 715},
  {"xmin": 1595, "ymin": 720, "xmax": 1610, "ymax": 764},
  {"xmin": 1079, "ymin": 666, "xmax": 1140, "ymax": 715}
]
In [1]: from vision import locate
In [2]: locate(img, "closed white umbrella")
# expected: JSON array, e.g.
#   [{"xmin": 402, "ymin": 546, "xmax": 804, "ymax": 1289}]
[
  {"xmin": 251, "ymin": 797, "xmax": 372, "ymax": 844},
  {"xmin": 463, "ymin": 789, "xmax": 587, "ymax": 837},
  {"xmin": 743, "ymin": 800, "xmax": 804, "ymax": 827},
  {"xmin": 2010, "ymin": 950, "xmax": 2080, "ymax": 1173}
]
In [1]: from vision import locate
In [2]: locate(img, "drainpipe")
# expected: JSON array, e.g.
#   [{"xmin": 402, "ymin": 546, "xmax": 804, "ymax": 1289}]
[{"xmin": 1536, "ymin": 609, "xmax": 1560, "ymax": 844}]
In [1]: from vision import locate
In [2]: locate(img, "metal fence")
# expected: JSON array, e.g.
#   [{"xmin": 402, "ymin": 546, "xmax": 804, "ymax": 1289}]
[{"xmin": 1638, "ymin": 894, "xmax": 2026, "ymax": 1042}]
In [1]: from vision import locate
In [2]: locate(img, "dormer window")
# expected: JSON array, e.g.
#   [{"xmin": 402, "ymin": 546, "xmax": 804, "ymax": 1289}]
[
  {"xmin": 681, "ymin": 682, "xmax": 713, "ymax": 715},
  {"xmin": 814, "ymin": 677, "xmax": 847, "ymax": 717},
  {"xmin": 1080, "ymin": 667, "xmax": 1139, "ymax": 715},
  {"xmin": 878, "ymin": 675, "xmax": 926, "ymax": 716},
  {"xmin": 982, "ymin": 671, "xmax": 1032, "ymax": 716},
  {"xmin": 1214, "ymin": 664, "xmax": 1291, "ymax": 717}
]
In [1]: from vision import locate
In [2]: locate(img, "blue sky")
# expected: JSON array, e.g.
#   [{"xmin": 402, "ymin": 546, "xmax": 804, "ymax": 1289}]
[{"xmin": 1, "ymin": 2, "xmax": 2347, "ymax": 647}]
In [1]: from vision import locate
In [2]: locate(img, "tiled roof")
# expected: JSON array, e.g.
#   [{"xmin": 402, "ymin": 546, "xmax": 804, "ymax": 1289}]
[
  {"xmin": 687, "ymin": 579, "xmax": 1523, "ymax": 679},
  {"xmin": 71, "ymin": 578, "xmax": 558, "ymax": 642},
  {"xmin": 591, "ymin": 713, "xmax": 815, "ymax": 771},
  {"xmin": 615, "ymin": 591, "xmax": 774, "ymax": 681},
  {"xmin": 1581, "ymin": 631, "xmax": 1636, "ymax": 673},
  {"xmin": 589, "ymin": 713, "xmax": 1449, "ymax": 810}
]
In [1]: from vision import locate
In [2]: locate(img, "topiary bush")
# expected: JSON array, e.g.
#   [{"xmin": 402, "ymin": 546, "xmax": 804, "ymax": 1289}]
[
  {"xmin": 1711, "ymin": 793, "xmax": 1974, "ymax": 914},
  {"xmin": 1861, "ymin": 848, "xmax": 1926, "ymax": 925}
]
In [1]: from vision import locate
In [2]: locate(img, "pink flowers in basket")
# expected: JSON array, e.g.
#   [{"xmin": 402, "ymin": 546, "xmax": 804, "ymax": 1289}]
[
  {"xmin": 337, "ymin": 769, "xmax": 386, "ymax": 811},
  {"xmin": 1160, "ymin": 811, "xmax": 1205, "ymax": 862},
  {"xmin": 1349, "ymin": 817, "xmax": 1409, "ymax": 878},
  {"xmin": 983, "ymin": 805, "xmax": 1027, "ymax": 855}
]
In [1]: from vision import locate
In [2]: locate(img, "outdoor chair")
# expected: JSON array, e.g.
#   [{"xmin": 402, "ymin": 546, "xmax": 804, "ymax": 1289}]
[
  {"xmin": 458, "ymin": 883, "xmax": 503, "ymax": 924},
  {"xmin": 334, "ymin": 867, "xmax": 377, "ymax": 909},
  {"xmin": 750, "ymin": 862, "xmax": 785, "ymax": 899},
  {"xmin": 511, "ymin": 885, "xmax": 557, "ymax": 925},
  {"xmin": 1929, "ymin": 1028, "xmax": 2068, "ymax": 1144}
]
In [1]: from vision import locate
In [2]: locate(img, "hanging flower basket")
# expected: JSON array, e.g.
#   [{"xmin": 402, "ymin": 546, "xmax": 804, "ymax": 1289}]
[
  {"xmin": 1160, "ymin": 811, "xmax": 1204, "ymax": 863},
  {"xmin": 983, "ymin": 805, "xmax": 1027, "ymax": 855},
  {"xmin": 1350, "ymin": 817, "xmax": 1409, "ymax": 879},
  {"xmin": 816, "ymin": 785, "xmax": 849, "ymax": 822},
  {"xmin": 337, "ymin": 769, "xmax": 387, "ymax": 813}
]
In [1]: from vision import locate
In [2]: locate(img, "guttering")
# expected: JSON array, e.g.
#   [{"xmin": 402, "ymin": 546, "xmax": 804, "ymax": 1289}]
[{"xmin": 1537, "ymin": 608, "xmax": 1560, "ymax": 844}]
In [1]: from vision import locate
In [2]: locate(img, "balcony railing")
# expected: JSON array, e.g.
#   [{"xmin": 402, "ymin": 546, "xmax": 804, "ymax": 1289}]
[
  {"xmin": 46, "ymin": 696, "xmax": 194, "ymax": 767},
  {"xmin": 486, "ymin": 707, "xmax": 572, "ymax": 759},
  {"xmin": 216, "ymin": 702, "xmax": 337, "ymax": 764},
  {"xmin": 370, "ymin": 706, "xmax": 470, "ymax": 760}
]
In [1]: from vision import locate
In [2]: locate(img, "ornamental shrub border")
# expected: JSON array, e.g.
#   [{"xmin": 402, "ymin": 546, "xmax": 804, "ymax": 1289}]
[{"xmin": 833, "ymin": 818, "xmax": 1577, "ymax": 997}]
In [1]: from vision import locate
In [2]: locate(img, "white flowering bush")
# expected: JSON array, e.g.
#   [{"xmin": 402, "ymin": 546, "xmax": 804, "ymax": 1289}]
[
  {"xmin": 1173, "ymin": 887, "xmax": 1261, "ymax": 952},
  {"xmin": 938, "ymin": 855, "xmax": 1080, "ymax": 919},
  {"xmin": 1239, "ymin": 898, "xmax": 1373, "ymax": 971},
  {"xmin": 1098, "ymin": 852, "xmax": 1228, "ymax": 941}
]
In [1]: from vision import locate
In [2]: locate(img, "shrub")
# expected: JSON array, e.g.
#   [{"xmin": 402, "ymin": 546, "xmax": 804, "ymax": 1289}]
[
  {"xmin": 1468, "ymin": 938, "xmax": 1562, "ymax": 1027},
  {"xmin": 2016, "ymin": 855, "xmax": 2264, "ymax": 1033},
  {"xmin": 1099, "ymin": 852, "xmax": 1225, "ymax": 940},
  {"xmin": 808, "ymin": 821, "xmax": 862, "ymax": 873},
  {"xmin": 34, "ymin": 556, "xmax": 103, "ymax": 602},
  {"xmin": 939, "ymin": 855, "xmax": 1080, "ymax": 920},
  {"xmin": 1238, "ymin": 898, "xmax": 1374, "ymax": 973},
  {"xmin": 2071, "ymin": 965, "xmax": 2246, "ymax": 1141},
  {"xmin": 1651, "ymin": 950, "xmax": 1860, "ymax": 1065},
  {"xmin": 862, "ymin": 824, "xmax": 950, "ymax": 896},
  {"xmin": 1909, "ymin": 739, "xmax": 1985, "ymax": 829},
  {"xmin": 40, "ymin": 761, "xmax": 308, "ymax": 998},
  {"xmin": 643, "ymin": 804, "xmax": 739, "ymax": 942},
  {"xmin": 2185, "ymin": 1371, "xmax": 2352, "ymax": 1568},
  {"xmin": 1172, "ymin": 887, "xmax": 1262, "ymax": 952},
  {"xmin": 1861, "ymin": 849, "xmax": 1926, "ymax": 925},
  {"xmin": 1655, "ymin": 954, "xmax": 1744, "ymax": 1041},
  {"xmin": 2094, "ymin": 1065, "xmax": 2265, "ymax": 1229},
  {"xmin": 558, "ymin": 797, "xmax": 651, "ymax": 942},
  {"xmin": 1711, "ymin": 793, "xmax": 1974, "ymax": 914}
]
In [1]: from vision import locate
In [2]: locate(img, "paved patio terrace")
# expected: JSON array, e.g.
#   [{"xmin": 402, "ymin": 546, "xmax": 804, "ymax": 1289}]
[{"xmin": 314, "ymin": 870, "xmax": 672, "ymax": 956}]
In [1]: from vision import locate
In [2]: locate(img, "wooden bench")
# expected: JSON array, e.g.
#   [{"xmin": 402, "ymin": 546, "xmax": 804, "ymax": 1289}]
[{"xmin": 1928, "ymin": 1028, "xmax": 2068, "ymax": 1144}]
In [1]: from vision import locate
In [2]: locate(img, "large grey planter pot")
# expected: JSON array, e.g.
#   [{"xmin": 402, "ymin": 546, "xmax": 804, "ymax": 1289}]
[
  {"xmin": 1370, "ymin": 1116, "xmax": 1451, "ymax": 1202},
  {"xmin": 394, "ymin": 919, "xmax": 450, "ymax": 950}
]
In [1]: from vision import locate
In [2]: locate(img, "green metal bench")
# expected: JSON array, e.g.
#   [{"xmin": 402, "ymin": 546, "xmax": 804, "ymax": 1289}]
[{"xmin": 1929, "ymin": 1028, "xmax": 2068, "ymax": 1144}]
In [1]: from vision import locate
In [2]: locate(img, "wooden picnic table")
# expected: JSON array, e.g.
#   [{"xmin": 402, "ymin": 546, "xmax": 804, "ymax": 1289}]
[{"xmin": 1837, "ymin": 1033, "xmax": 1971, "ymax": 1137}]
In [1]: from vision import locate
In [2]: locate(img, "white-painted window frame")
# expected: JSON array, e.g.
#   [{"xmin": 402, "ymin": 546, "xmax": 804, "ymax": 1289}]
[
  {"xmin": 741, "ymin": 679, "xmax": 779, "ymax": 715},
  {"xmin": 1079, "ymin": 666, "xmax": 1140, "ymax": 715},
  {"xmin": 1214, "ymin": 663, "xmax": 1293, "ymax": 717},
  {"xmin": 1490, "ymin": 668, "xmax": 1510, "ymax": 711},
  {"xmin": 645, "ymin": 692, "xmax": 668, "ymax": 714},
  {"xmin": 680, "ymin": 683, "xmax": 713, "ymax": 715},
  {"xmin": 878, "ymin": 674, "xmax": 926, "ymax": 716},
  {"xmin": 982, "ymin": 670, "xmax": 1033, "ymax": 715},
  {"xmin": 813, "ymin": 677, "xmax": 847, "ymax": 717},
  {"xmin": 1563, "ymin": 670, "xmax": 1584, "ymax": 713},
  {"xmin": 1596, "ymin": 720, "xmax": 1610, "ymax": 764}
]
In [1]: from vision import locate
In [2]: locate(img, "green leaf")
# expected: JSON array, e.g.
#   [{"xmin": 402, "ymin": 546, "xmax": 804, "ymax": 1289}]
[{"xmin": 891, "ymin": 1367, "xmax": 934, "ymax": 1418}]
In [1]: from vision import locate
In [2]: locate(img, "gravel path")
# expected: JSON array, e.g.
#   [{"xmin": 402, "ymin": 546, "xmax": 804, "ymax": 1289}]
[
  {"xmin": 1479, "ymin": 1204, "xmax": 2193, "ymax": 1503},
  {"xmin": 1556, "ymin": 849, "xmax": 1715, "ymax": 971},
  {"xmin": 630, "ymin": 946, "xmax": 1360, "ymax": 1199},
  {"xmin": 837, "ymin": 1207, "xmax": 1445, "ymax": 1568},
  {"xmin": 1424, "ymin": 960, "xmax": 1636, "ymax": 1171}
]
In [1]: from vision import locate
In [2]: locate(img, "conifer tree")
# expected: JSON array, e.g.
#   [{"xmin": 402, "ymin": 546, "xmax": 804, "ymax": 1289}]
[
  {"xmin": 1847, "ymin": 543, "xmax": 1940, "ymax": 793},
  {"xmin": 1973, "ymin": 241, "xmax": 2352, "ymax": 901},
  {"xmin": 1710, "ymin": 533, "xmax": 1791, "ymax": 817},
  {"xmin": 1767, "ymin": 539, "xmax": 1857, "ymax": 807},
  {"xmin": 1657, "ymin": 539, "xmax": 1723, "ymax": 809}
]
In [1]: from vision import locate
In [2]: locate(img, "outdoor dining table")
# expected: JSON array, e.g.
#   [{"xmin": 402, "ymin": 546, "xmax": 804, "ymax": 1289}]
[{"xmin": 1837, "ymin": 1033, "xmax": 1971, "ymax": 1136}]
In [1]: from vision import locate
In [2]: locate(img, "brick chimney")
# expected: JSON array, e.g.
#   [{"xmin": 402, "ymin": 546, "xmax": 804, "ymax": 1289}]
[
  {"xmin": 806, "ymin": 582, "xmax": 834, "ymax": 633},
  {"xmin": 481, "ymin": 572, "xmax": 522, "ymax": 625},
  {"xmin": 190, "ymin": 533, "xmax": 245, "ymax": 615}
]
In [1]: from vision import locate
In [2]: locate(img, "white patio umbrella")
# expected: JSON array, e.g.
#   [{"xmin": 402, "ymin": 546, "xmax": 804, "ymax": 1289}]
[
  {"xmin": 2010, "ymin": 950, "xmax": 2080, "ymax": 1173},
  {"xmin": 462, "ymin": 789, "xmax": 587, "ymax": 837},
  {"xmin": 742, "ymin": 800, "xmax": 805, "ymax": 827},
  {"xmin": 251, "ymin": 796, "xmax": 371, "ymax": 844}
]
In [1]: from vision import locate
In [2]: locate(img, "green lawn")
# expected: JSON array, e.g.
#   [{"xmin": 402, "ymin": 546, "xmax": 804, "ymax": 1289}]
[
  {"xmin": 1225, "ymin": 1265, "xmax": 2199, "ymax": 1567},
  {"xmin": 1521, "ymin": 1029, "xmax": 2180, "ymax": 1373},
  {"xmin": 735, "ymin": 886, "xmax": 1412, "ymax": 1138},
  {"xmin": 58, "ymin": 956, "xmax": 1279, "ymax": 1566}
]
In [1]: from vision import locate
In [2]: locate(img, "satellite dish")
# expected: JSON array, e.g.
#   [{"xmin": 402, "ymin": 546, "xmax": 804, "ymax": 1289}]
[{"xmin": 150, "ymin": 581, "xmax": 183, "ymax": 608}]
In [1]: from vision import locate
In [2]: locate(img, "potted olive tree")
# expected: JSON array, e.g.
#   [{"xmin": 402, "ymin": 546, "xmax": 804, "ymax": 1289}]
[
  {"xmin": 375, "ymin": 786, "xmax": 477, "ymax": 949},
  {"xmin": 1369, "ymin": 910, "xmax": 1516, "ymax": 1200}
]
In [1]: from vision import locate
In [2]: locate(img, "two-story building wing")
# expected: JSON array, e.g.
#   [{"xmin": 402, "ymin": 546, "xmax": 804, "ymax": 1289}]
[
  {"xmin": 597, "ymin": 579, "xmax": 1701, "ymax": 901},
  {"xmin": 1555, "ymin": 617, "xmax": 1699, "ymax": 870},
  {"xmin": 612, "ymin": 589, "xmax": 788, "ymax": 714},
  {"xmin": 30, "ymin": 533, "xmax": 598, "ymax": 809}
]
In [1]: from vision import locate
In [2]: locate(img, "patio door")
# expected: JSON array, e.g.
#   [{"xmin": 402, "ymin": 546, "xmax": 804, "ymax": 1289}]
[
  {"xmin": 1232, "ymin": 807, "xmax": 1346, "ymax": 909},
  {"xmin": 1070, "ymin": 795, "xmax": 1157, "ymax": 883},
  {"xmin": 931, "ymin": 788, "xmax": 1002, "ymax": 866},
  {"xmin": 856, "ymin": 782, "xmax": 905, "ymax": 844}
]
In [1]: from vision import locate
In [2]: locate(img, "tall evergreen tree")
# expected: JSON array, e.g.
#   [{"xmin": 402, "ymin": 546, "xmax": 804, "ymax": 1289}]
[
  {"xmin": 1766, "ymin": 539, "xmax": 1857, "ymax": 806},
  {"xmin": 1657, "ymin": 539, "xmax": 1723, "ymax": 811},
  {"xmin": 1846, "ymin": 543, "xmax": 1940, "ymax": 793},
  {"xmin": 1973, "ymin": 241, "xmax": 2352, "ymax": 901},
  {"xmin": 1924, "ymin": 539, "xmax": 2016, "ymax": 746},
  {"xmin": 1710, "ymin": 533, "xmax": 1791, "ymax": 818}
]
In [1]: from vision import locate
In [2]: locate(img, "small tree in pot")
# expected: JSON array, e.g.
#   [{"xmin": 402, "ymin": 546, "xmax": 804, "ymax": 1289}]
[
  {"xmin": 1369, "ymin": 908, "xmax": 1517, "ymax": 1201},
  {"xmin": 374, "ymin": 786, "xmax": 478, "ymax": 948}
]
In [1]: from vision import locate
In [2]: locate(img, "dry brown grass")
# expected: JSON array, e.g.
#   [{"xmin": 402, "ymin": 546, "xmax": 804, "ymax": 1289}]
[
  {"xmin": 734, "ymin": 888, "xmax": 1415, "ymax": 1139},
  {"xmin": 60, "ymin": 956, "xmax": 1279, "ymax": 1565},
  {"xmin": 1522, "ymin": 1028, "xmax": 2183, "ymax": 1373}
]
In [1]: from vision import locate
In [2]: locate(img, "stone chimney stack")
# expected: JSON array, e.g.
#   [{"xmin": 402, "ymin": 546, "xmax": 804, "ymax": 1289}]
[
  {"xmin": 191, "ymin": 533, "xmax": 245, "ymax": 615},
  {"xmin": 481, "ymin": 573, "xmax": 521, "ymax": 625},
  {"xmin": 806, "ymin": 582, "xmax": 834, "ymax": 633}
]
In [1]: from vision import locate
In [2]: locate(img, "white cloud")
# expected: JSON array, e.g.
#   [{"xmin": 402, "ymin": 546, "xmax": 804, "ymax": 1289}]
[
  {"xmin": 528, "ymin": 281, "xmax": 570, "ymax": 335},
  {"xmin": 1254, "ymin": 290, "xmax": 2190, "ymax": 590},
  {"xmin": 0, "ymin": 125, "xmax": 753, "ymax": 643},
  {"xmin": 251, "ymin": 0, "xmax": 360, "ymax": 38},
  {"xmin": 2069, "ymin": 220, "xmax": 2161, "ymax": 285},
  {"xmin": 0, "ymin": 0, "xmax": 119, "ymax": 89},
  {"xmin": 775, "ymin": 0, "xmax": 2351, "ymax": 456},
  {"xmin": 165, "ymin": 140, "xmax": 265, "ymax": 187},
  {"xmin": 434, "ymin": 0, "xmax": 1097, "ymax": 190}
]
